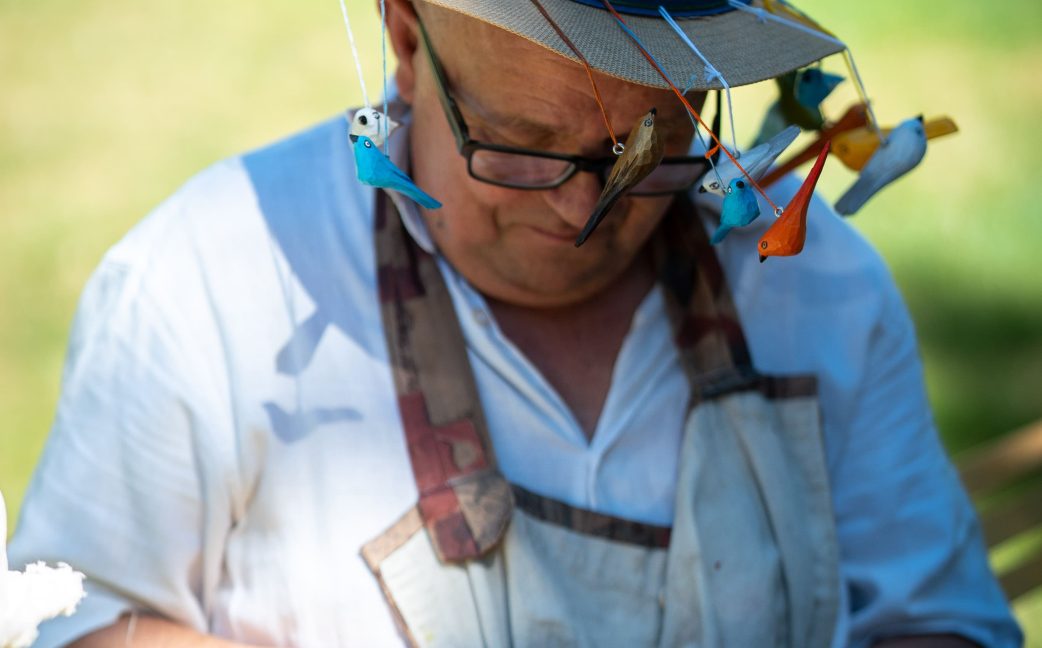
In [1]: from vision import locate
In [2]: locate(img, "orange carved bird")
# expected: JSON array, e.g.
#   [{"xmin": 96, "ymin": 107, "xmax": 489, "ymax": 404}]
[{"xmin": 758, "ymin": 140, "xmax": 831, "ymax": 263}]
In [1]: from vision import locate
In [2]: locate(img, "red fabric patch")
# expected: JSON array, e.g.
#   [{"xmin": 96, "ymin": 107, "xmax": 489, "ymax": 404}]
[{"xmin": 399, "ymin": 392, "xmax": 490, "ymax": 494}]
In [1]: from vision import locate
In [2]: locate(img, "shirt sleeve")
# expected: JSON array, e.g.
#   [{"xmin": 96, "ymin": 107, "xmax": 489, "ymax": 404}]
[
  {"xmin": 7, "ymin": 250, "xmax": 235, "ymax": 647},
  {"xmin": 833, "ymin": 275, "xmax": 1023, "ymax": 648}
]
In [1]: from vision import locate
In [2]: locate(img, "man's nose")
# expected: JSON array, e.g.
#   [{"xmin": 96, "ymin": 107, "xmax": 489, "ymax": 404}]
[{"xmin": 541, "ymin": 171, "xmax": 607, "ymax": 232}]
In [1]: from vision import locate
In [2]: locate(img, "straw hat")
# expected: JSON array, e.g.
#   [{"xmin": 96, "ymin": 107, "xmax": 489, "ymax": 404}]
[{"xmin": 419, "ymin": 0, "xmax": 843, "ymax": 90}]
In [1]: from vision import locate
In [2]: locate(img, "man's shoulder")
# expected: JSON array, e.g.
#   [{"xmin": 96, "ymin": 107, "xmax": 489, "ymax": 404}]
[
  {"xmin": 103, "ymin": 115, "xmax": 373, "ymax": 299},
  {"xmin": 702, "ymin": 173, "xmax": 898, "ymax": 311},
  {"xmin": 697, "ymin": 173, "xmax": 905, "ymax": 377}
]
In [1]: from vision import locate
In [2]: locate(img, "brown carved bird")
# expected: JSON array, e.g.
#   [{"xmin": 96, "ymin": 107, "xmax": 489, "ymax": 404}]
[{"xmin": 575, "ymin": 108, "xmax": 664, "ymax": 247}]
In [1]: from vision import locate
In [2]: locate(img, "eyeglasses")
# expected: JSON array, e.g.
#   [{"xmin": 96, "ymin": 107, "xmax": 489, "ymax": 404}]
[{"xmin": 416, "ymin": 18, "xmax": 710, "ymax": 195}]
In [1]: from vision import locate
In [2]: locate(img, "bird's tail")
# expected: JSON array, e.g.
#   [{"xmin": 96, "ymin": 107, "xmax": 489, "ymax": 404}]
[
  {"xmin": 710, "ymin": 224, "xmax": 732, "ymax": 245},
  {"xmin": 575, "ymin": 191, "xmax": 623, "ymax": 247},
  {"xmin": 834, "ymin": 176, "xmax": 875, "ymax": 216},
  {"xmin": 401, "ymin": 185, "xmax": 442, "ymax": 210}
]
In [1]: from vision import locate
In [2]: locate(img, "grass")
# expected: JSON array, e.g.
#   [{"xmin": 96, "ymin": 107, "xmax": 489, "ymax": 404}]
[{"xmin": 1, "ymin": 0, "xmax": 1039, "ymax": 641}]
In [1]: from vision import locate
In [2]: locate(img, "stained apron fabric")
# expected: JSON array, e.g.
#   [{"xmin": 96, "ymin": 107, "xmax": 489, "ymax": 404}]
[{"xmin": 363, "ymin": 189, "xmax": 840, "ymax": 647}]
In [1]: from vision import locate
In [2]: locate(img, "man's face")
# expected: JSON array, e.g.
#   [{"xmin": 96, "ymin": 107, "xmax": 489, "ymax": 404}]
[{"xmin": 399, "ymin": 4, "xmax": 699, "ymax": 308}]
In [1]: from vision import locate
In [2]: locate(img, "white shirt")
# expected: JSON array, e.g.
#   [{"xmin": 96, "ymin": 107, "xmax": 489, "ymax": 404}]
[{"xmin": 9, "ymin": 115, "xmax": 1020, "ymax": 647}]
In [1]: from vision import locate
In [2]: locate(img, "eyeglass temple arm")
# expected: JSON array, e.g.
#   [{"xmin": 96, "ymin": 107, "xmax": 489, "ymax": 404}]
[{"xmin": 415, "ymin": 17, "xmax": 470, "ymax": 151}]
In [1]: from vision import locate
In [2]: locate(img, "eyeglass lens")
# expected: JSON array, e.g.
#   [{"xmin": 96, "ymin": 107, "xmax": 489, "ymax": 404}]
[{"xmin": 469, "ymin": 148, "xmax": 707, "ymax": 194}]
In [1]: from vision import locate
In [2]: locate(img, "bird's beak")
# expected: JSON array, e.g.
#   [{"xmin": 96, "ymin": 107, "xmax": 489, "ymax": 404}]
[
  {"xmin": 349, "ymin": 134, "xmax": 359, "ymax": 143},
  {"xmin": 759, "ymin": 255, "xmax": 767, "ymax": 263},
  {"xmin": 916, "ymin": 114, "xmax": 925, "ymax": 123},
  {"xmin": 697, "ymin": 186, "xmax": 707, "ymax": 194},
  {"xmin": 649, "ymin": 107, "xmax": 657, "ymax": 115}
]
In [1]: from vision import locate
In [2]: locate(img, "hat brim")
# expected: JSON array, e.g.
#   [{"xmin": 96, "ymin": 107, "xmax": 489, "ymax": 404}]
[{"xmin": 420, "ymin": 0, "xmax": 844, "ymax": 90}]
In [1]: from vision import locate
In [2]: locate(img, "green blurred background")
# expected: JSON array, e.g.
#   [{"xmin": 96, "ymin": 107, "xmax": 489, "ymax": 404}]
[{"xmin": 1, "ymin": 0, "xmax": 1039, "ymax": 641}]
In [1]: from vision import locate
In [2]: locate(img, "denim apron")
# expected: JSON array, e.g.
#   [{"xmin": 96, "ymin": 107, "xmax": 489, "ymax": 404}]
[{"xmin": 362, "ymin": 190, "xmax": 840, "ymax": 647}]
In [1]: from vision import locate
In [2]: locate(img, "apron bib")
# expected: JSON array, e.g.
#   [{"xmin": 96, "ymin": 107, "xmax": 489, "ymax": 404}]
[{"xmin": 363, "ymin": 192, "xmax": 840, "ymax": 647}]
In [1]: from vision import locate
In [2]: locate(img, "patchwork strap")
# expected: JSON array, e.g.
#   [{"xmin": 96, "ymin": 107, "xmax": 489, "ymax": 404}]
[
  {"xmin": 654, "ymin": 195, "xmax": 756, "ymax": 403},
  {"xmin": 375, "ymin": 191, "xmax": 513, "ymax": 562}
]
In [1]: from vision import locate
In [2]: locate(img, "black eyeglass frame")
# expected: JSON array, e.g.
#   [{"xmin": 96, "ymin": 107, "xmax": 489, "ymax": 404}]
[{"xmin": 416, "ymin": 17, "xmax": 710, "ymax": 195}]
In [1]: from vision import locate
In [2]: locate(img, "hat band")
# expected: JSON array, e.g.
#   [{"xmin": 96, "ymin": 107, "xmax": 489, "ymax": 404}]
[{"xmin": 563, "ymin": 0, "xmax": 751, "ymax": 17}]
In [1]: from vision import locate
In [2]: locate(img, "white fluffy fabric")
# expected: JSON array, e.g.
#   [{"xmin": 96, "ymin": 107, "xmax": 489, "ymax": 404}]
[{"xmin": 1, "ymin": 492, "xmax": 86, "ymax": 648}]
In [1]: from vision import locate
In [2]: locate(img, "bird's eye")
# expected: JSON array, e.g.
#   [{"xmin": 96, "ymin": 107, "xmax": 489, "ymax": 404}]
[
  {"xmin": 736, "ymin": 180, "xmax": 745, "ymax": 189},
  {"xmin": 359, "ymin": 115, "xmax": 368, "ymax": 125},
  {"xmin": 760, "ymin": 241, "xmax": 768, "ymax": 249},
  {"xmin": 364, "ymin": 140, "xmax": 372, "ymax": 148},
  {"xmin": 644, "ymin": 118, "xmax": 653, "ymax": 127},
  {"xmin": 710, "ymin": 182, "xmax": 719, "ymax": 190}
]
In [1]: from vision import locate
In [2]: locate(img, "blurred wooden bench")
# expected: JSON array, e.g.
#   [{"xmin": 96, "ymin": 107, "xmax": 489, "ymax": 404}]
[{"xmin": 957, "ymin": 419, "xmax": 1042, "ymax": 601}]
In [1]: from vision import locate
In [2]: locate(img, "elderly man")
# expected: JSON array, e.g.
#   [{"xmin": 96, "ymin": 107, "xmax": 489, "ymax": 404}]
[{"xmin": 10, "ymin": 0, "xmax": 1021, "ymax": 646}]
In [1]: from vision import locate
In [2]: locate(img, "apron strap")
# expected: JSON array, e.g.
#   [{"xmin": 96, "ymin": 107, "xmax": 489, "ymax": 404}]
[
  {"xmin": 375, "ymin": 190, "xmax": 513, "ymax": 563},
  {"xmin": 654, "ymin": 195, "xmax": 756, "ymax": 403}
]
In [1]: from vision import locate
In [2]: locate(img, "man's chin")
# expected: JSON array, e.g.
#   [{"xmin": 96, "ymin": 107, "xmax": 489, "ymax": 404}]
[{"xmin": 476, "ymin": 249, "xmax": 629, "ymax": 308}]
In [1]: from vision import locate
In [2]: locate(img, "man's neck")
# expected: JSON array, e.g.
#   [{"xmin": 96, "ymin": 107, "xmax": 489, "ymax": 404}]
[{"xmin": 486, "ymin": 251, "xmax": 657, "ymax": 441}]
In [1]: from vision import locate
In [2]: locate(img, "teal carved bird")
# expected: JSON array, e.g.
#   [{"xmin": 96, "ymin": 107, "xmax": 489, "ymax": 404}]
[
  {"xmin": 795, "ymin": 68, "xmax": 844, "ymax": 114},
  {"xmin": 755, "ymin": 68, "xmax": 844, "ymax": 145},
  {"xmin": 352, "ymin": 135, "xmax": 442, "ymax": 209},
  {"xmin": 710, "ymin": 177, "xmax": 761, "ymax": 244}
]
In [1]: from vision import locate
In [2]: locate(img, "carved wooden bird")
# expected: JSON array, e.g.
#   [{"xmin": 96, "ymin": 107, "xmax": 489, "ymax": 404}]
[
  {"xmin": 575, "ymin": 109, "xmax": 664, "ymax": 247},
  {"xmin": 835, "ymin": 117, "xmax": 927, "ymax": 216},
  {"xmin": 758, "ymin": 140, "xmax": 831, "ymax": 262},
  {"xmin": 833, "ymin": 116, "xmax": 957, "ymax": 172}
]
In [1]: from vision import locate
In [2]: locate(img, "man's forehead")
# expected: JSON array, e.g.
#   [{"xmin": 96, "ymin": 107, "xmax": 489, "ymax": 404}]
[{"xmin": 420, "ymin": 4, "xmax": 693, "ymax": 139}]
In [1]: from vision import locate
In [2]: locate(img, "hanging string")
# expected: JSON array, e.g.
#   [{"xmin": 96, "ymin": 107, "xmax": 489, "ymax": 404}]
[
  {"xmin": 681, "ymin": 73, "xmax": 727, "ymax": 192},
  {"xmin": 711, "ymin": 90, "xmax": 724, "ymax": 163},
  {"xmin": 528, "ymin": 0, "xmax": 623, "ymax": 154},
  {"xmin": 599, "ymin": 0, "xmax": 782, "ymax": 215},
  {"xmin": 657, "ymin": 7, "xmax": 739, "ymax": 158},
  {"xmin": 337, "ymin": 0, "xmax": 370, "ymax": 108},
  {"xmin": 841, "ymin": 50, "xmax": 878, "ymax": 136},
  {"xmin": 725, "ymin": 0, "xmax": 884, "ymax": 141},
  {"xmin": 379, "ymin": 0, "xmax": 389, "ymax": 153}
]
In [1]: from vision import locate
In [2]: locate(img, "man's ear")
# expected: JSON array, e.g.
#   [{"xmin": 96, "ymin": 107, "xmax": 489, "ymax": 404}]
[{"xmin": 384, "ymin": 0, "xmax": 420, "ymax": 104}]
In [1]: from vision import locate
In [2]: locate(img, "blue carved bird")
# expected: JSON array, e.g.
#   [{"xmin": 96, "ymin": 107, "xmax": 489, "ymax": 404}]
[
  {"xmin": 351, "ymin": 135, "xmax": 442, "ymax": 209},
  {"xmin": 834, "ymin": 116, "xmax": 927, "ymax": 216},
  {"xmin": 710, "ymin": 177, "xmax": 761, "ymax": 244}
]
